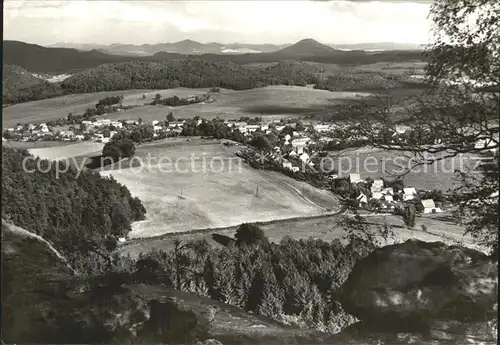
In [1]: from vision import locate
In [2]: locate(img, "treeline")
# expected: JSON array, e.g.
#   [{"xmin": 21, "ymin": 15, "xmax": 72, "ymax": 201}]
[
  {"xmin": 96, "ymin": 95, "xmax": 123, "ymax": 107},
  {"xmin": 313, "ymin": 72, "xmax": 401, "ymax": 92},
  {"xmin": 100, "ymin": 224, "xmax": 375, "ymax": 333},
  {"xmin": 1, "ymin": 147, "xmax": 146, "ymax": 263},
  {"xmin": 151, "ymin": 93, "xmax": 213, "ymax": 107},
  {"xmin": 181, "ymin": 118, "xmax": 246, "ymax": 142}
]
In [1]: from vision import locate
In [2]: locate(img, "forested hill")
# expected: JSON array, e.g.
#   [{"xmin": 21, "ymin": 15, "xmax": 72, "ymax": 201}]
[
  {"xmin": 60, "ymin": 60, "xmax": 265, "ymax": 93},
  {"xmin": 1, "ymin": 146, "xmax": 146, "ymax": 268},
  {"xmin": 60, "ymin": 59, "xmax": 320, "ymax": 94},
  {"xmin": 4, "ymin": 59, "xmax": 319, "ymax": 104},
  {"xmin": 3, "ymin": 40, "xmax": 138, "ymax": 73}
]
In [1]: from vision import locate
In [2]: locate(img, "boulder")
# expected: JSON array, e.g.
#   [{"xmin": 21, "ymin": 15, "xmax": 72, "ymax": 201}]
[{"xmin": 338, "ymin": 239, "xmax": 497, "ymax": 335}]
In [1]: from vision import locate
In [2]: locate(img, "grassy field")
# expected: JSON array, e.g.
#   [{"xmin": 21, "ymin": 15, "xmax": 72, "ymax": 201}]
[
  {"xmin": 3, "ymin": 140, "xmax": 77, "ymax": 150},
  {"xmin": 97, "ymin": 85, "xmax": 370, "ymax": 123},
  {"xmin": 328, "ymin": 147, "xmax": 482, "ymax": 191},
  {"xmin": 116, "ymin": 211, "xmax": 482, "ymax": 259},
  {"xmin": 2, "ymin": 88, "xmax": 210, "ymax": 127},
  {"xmin": 27, "ymin": 141, "xmax": 104, "ymax": 161},
  {"xmin": 99, "ymin": 138, "xmax": 340, "ymax": 238},
  {"xmin": 3, "ymin": 85, "xmax": 368, "ymax": 127}
]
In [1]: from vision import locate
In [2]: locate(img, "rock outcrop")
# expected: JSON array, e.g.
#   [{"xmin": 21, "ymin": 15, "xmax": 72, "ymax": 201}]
[
  {"xmin": 333, "ymin": 239, "xmax": 498, "ymax": 344},
  {"xmin": 1, "ymin": 220, "xmax": 325, "ymax": 344}
]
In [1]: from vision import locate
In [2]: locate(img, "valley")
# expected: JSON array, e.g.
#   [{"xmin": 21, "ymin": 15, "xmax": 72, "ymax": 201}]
[{"xmin": 2, "ymin": 3, "xmax": 498, "ymax": 342}]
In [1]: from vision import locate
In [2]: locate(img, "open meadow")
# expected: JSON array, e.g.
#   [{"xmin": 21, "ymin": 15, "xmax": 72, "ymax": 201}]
[
  {"xmin": 327, "ymin": 147, "xmax": 483, "ymax": 191},
  {"xmin": 99, "ymin": 138, "xmax": 340, "ymax": 238},
  {"xmin": 116, "ymin": 210, "xmax": 482, "ymax": 259},
  {"xmin": 3, "ymin": 85, "xmax": 369, "ymax": 127},
  {"xmin": 26, "ymin": 141, "xmax": 104, "ymax": 161},
  {"xmin": 95, "ymin": 85, "xmax": 370, "ymax": 123},
  {"xmin": 2, "ymin": 88, "xmax": 210, "ymax": 128}
]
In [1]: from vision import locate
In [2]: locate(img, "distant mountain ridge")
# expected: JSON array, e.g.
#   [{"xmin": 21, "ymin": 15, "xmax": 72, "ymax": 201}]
[
  {"xmin": 48, "ymin": 39, "xmax": 424, "ymax": 56},
  {"xmin": 4, "ymin": 39, "xmax": 424, "ymax": 75}
]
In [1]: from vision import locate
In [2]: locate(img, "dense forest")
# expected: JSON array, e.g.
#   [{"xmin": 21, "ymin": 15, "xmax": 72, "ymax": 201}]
[
  {"xmin": 1, "ymin": 147, "xmax": 146, "ymax": 263},
  {"xmin": 60, "ymin": 60, "xmax": 280, "ymax": 93},
  {"xmin": 81, "ymin": 222, "xmax": 377, "ymax": 333}
]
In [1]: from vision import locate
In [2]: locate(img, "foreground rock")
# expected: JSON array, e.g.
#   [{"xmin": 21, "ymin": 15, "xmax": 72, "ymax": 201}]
[
  {"xmin": 2, "ymin": 220, "xmax": 325, "ymax": 344},
  {"xmin": 335, "ymin": 239, "xmax": 498, "ymax": 344}
]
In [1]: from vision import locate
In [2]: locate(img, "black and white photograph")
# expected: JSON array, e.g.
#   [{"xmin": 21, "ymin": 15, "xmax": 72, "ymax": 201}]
[{"xmin": 2, "ymin": 0, "xmax": 498, "ymax": 344}]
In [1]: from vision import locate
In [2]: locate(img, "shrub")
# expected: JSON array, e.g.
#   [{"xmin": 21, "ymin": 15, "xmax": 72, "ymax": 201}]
[{"xmin": 235, "ymin": 223, "xmax": 269, "ymax": 246}]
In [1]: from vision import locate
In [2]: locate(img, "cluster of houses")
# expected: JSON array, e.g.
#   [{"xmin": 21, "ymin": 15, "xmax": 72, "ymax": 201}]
[
  {"xmin": 3, "ymin": 118, "xmax": 195, "ymax": 144},
  {"xmin": 349, "ymin": 173, "xmax": 443, "ymax": 214},
  {"xmin": 224, "ymin": 120, "xmax": 271, "ymax": 135}
]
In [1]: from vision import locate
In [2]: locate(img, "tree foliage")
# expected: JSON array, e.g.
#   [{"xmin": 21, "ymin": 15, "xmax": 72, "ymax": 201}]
[
  {"xmin": 340, "ymin": 0, "xmax": 499, "ymax": 256},
  {"xmin": 1, "ymin": 147, "xmax": 146, "ymax": 264}
]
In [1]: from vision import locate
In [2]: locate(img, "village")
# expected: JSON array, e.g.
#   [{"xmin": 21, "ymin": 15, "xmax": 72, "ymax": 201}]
[{"xmin": 3, "ymin": 100, "xmax": 497, "ymax": 219}]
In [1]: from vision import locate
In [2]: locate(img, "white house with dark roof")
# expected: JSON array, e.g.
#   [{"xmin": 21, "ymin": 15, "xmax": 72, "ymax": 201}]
[{"xmin": 403, "ymin": 187, "xmax": 417, "ymax": 201}]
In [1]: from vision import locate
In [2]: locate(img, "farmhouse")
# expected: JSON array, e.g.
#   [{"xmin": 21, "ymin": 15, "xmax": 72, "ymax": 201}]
[
  {"xmin": 59, "ymin": 131, "xmax": 74, "ymax": 138},
  {"xmin": 313, "ymin": 124, "xmax": 330, "ymax": 132},
  {"xmin": 246, "ymin": 125, "xmax": 261, "ymax": 133},
  {"xmin": 299, "ymin": 152, "xmax": 310, "ymax": 164},
  {"xmin": 372, "ymin": 191, "xmax": 383, "ymax": 200},
  {"xmin": 282, "ymin": 161, "xmax": 292, "ymax": 170},
  {"xmin": 153, "ymin": 125, "xmax": 163, "ymax": 132},
  {"xmin": 371, "ymin": 179, "xmax": 384, "ymax": 192},
  {"xmin": 349, "ymin": 173, "xmax": 362, "ymax": 184},
  {"xmin": 39, "ymin": 124, "xmax": 49, "ymax": 133},
  {"xmin": 111, "ymin": 121, "xmax": 123, "ymax": 128},
  {"xmin": 403, "ymin": 187, "xmax": 417, "ymax": 201},
  {"xmin": 357, "ymin": 193, "xmax": 368, "ymax": 205},
  {"xmin": 383, "ymin": 195, "xmax": 394, "ymax": 202},
  {"xmin": 420, "ymin": 199, "xmax": 442, "ymax": 214},
  {"xmin": 228, "ymin": 121, "xmax": 248, "ymax": 128},
  {"xmin": 168, "ymin": 121, "xmax": 185, "ymax": 128},
  {"xmin": 82, "ymin": 120, "xmax": 93, "ymax": 126},
  {"xmin": 291, "ymin": 137, "xmax": 310, "ymax": 147},
  {"xmin": 275, "ymin": 125, "xmax": 285, "ymax": 132}
]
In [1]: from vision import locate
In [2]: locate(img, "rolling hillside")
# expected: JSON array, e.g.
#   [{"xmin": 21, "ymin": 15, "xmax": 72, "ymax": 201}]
[
  {"xmin": 2, "ymin": 65, "xmax": 43, "ymax": 91},
  {"xmin": 2, "ymin": 64, "xmax": 65, "ymax": 104},
  {"xmin": 3, "ymin": 40, "xmax": 136, "ymax": 73}
]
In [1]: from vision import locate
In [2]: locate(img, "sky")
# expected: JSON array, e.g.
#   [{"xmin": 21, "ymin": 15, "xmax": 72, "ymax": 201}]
[{"xmin": 3, "ymin": 0, "xmax": 434, "ymax": 46}]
